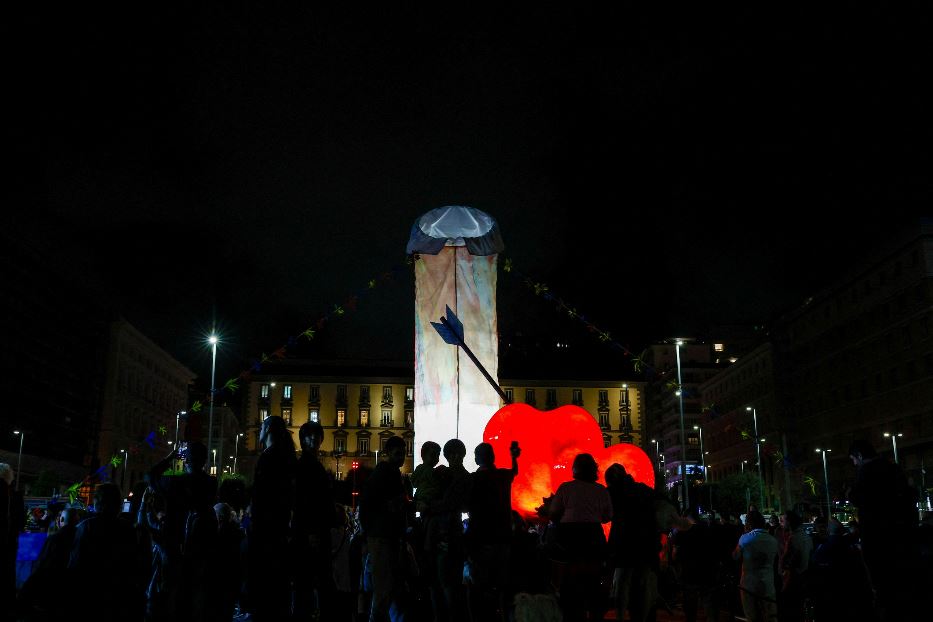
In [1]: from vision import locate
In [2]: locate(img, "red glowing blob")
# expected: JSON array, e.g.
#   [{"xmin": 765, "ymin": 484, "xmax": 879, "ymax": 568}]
[{"xmin": 483, "ymin": 403, "xmax": 654, "ymax": 519}]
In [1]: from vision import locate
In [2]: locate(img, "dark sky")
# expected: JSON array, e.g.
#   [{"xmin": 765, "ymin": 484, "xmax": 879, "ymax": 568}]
[{"xmin": 9, "ymin": 5, "xmax": 931, "ymax": 389}]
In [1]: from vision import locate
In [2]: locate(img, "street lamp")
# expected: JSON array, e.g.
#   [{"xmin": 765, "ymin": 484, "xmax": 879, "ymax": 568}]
[
  {"xmin": 815, "ymin": 448, "xmax": 832, "ymax": 518},
  {"xmin": 745, "ymin": 406, "xmax": 765, "ymax": 510},
  {"xmin": 674, "ymin": 339, "xmax": 689, "ymax": 510},
  {"xmin": 207, "ymin": 334, "xmax": 219, "ymax": 474},
  {"xmin": 692, "ymin": 425, "xmax": 707, "ymax": 477},
  {"xmin": 651, "ymin": 438, "xmax": 662, "ymax": 477},
  {"xmin": 120, "ymin": 449, "xmax": 129, "ymax": 491},
  {"xmin": 175, "ymin": 411, "xmax": 185, "ymax": 447},
  {"xmin": 883, "ymin": 432, "xmax": 903, "ymax": 464},
  {"xmin": 13, "ymin": 431, "xmax": 24, "ymax": 491},
  {"xmin": 234, "ymin": 432, "xmax": 244, "ymax": 474},
  {"xmin": 693, "ymin": 424, "xmax": 708, "ymax": 510}
]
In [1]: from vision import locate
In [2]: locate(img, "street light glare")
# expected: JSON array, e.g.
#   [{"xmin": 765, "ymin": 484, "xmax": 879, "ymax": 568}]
[
  {"xmin": 13, "ymin": 430, "xmax": 20, "ymax": 435},
  {"xmin": 208, "ymin": 335, "xmax": 219, "ymax": 345}
]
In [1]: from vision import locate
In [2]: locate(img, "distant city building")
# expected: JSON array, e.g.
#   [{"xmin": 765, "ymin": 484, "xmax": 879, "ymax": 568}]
[
  {"xmin": 770, "ymin": 220, "xmax": 933, "ymax": 513},
  {"xmin": 699, "ymin": 342, "xmax": 782, "ymax": 507},
  {"xmin": 645, "ymin": 341, "xmax": 728, "ymax": 505},
  {"xmin": 98, "ymin": 319, "xmax": 195, "ymax": 489},
  {"xmin": 242, "ymin": 359, "xmax": 645, "ymax": 479}
]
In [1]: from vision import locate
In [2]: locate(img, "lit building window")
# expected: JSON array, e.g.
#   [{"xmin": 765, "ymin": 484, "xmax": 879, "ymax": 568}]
[
  {"xmin": 281, "ymin": 408, "xmax": 292, "ymax": 426},
  {"xmin": 359, "ymin": 409, "xmax": 370, "ymax": 427},
  {"xmin": 382, "ymin": 386, "xmax": 393, "ymax": 404},
  {"xmin": 382, "ymin": 410, "xmax": 393, "ymax": 426},
  {"xmin": 261, "ymin": 384, "xmax": 270, "ymax": 399},
  {"xmin": 308, "ymin": 409, "xmax": 319, "ymax": 423},
  {"xmin": 405, "ymin": 437, "xmax": 414, "ymax": 456},
  {"xmin": 283, "ymin": 385, "xmax": 292, "ymax": 400},
  {"xmin": 714, "ymin": 343, "xmax": 724, "ymax": 352},
  {"xmin": 599, "ymin": 411, "xmax": 610, "ymax": 429},
  {"xmin": 337, "ymin": 409, "xmax": 346, "ymax": 427},
  {"xmin": 405, "ymin": 386, "xmax": 414, "ymax": 402},
  {"xmin": 259, "ymin": 407, "xmax": 269, "ymax": 421},
  {"xmin": 405, "ymin": 410, "xmax": 414, "ymax": 428}
]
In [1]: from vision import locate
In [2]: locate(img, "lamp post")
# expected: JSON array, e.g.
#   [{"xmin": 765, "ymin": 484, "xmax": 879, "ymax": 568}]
[
  {"xmin": 175, "ymin": 411, "xmax": 185, "ymax": 448},
  {"xmin": 651, "ymin": 439, "xmax": 662, "ymax": 479},
  {"xmin": 692, "ymin": 425, "xmax": 707, "ymax": 477},
  {"xmin": 815, "ymin": 448, "xmax": 832, "ymax": 518},
  {"xmin": 120, "ymin": 449, "xmax": 129, "ymax": 491},
  {"xmin": 207, "ymin": 334, "xmax": 219, "ymax": 474},
  {"xmin": 212, "ymin": 449, "xmax": 217, "ymax": 476},
  {"xmin": 13, "ymin": 430, "xmax": 24, "ymax": 491},
  {"xmin": 693, "ymin": 425, "xmax": 707, "ymax": 510},
  {"xmin": 883, "ymin": 432, "xmax": 903, "ymax": 464},
  {"xmin": 674, "ymin": 339, "xmax": 689, "ymax": 510},
  {"xmin": 745, "ymin": 406, "xmax": 765, "ymax": 510},
  {"xmin": 707, "ymin": 464, "xmax": 714, "ymax": 514},
  {"xmin": 234, "ymin": 433, "xmax": 244, "ymax": 474},
  {"xmin": 741, "ymin": 460, "xmax": 750, "ymax": 509}
]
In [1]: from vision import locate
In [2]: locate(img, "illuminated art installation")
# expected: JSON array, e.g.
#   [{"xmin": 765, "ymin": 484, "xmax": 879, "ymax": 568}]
[
  {"xmin": 407, "ymin": 206, "xmax": 504, "ymax": 471},
  {"xmin": 484, "ymin": 403, "xmax": 655, "ymax": 518}
]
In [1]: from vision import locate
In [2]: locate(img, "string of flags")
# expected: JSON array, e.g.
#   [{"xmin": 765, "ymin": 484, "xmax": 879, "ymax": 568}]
[
  {"xmin": 62, "ymin": 255, "xmax": 423, "ymax": 504},
  {"xmin": 501, "ymin": 256, "xmax": 673, "ymax": 382}
]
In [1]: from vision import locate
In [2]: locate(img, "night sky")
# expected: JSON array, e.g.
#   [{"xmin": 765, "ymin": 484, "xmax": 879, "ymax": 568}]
[{"xmin": 9, "ymin": 5, "xmax": 930, "ymax": 390}]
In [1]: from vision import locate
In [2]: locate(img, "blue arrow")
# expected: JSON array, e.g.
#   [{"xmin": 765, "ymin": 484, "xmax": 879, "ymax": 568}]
[{"xmin": 431, "ymin": 305, "xmax": 510, "ymax": 404}]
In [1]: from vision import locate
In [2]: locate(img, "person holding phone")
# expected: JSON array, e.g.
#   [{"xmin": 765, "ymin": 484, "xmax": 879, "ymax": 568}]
[{"xmin": 465, "ymin": 440, "xmax": 520, "ymax": 622}]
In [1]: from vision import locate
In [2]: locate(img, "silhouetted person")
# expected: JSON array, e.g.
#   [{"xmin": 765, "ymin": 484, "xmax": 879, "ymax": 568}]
[
  {"xmin": 432, "ymin": 438, "xmax": 472, "ymax": 622},
  {"xmin": 149, "ymin": 441, "xmax": 218, "ymax": 622},
  {"xmin": 211, "ymin": 502, "xmax": 243, "ymax": 622},
  {"xmin": 809, "ymin": 517, "xmax": 873, "ymax": 622},
  {"xmin": 606, "ymin": 463, "xmax": 662, "ymax": 622},
  {"xmin": 549, "ymin": 453, "xmax": 611, "ymax": 622},
  {"xmin": 69, "ymin": 482, "xmax": 149, "ymax": 621},
  {"xmin": 293, "ymin": 421, "xmax": 338, "ymax": 621},
  {"xmin": 359, "ymin": 435, "xmax": 409, "ymax": 622},
  {"xmin": 733, "ymin": 510, "xmax": 778, "ymax": 622},
  {"xmin": 0, "ymin": 463, "xmax": 24, "ymax": 622},
  {"xmin": 672, "ymin": 509, "xmax": 718, "ymax": 622},
  {"xmin": 848, "ymin": 438, "xmax": 919, "ymax": 621},
  {"xmin": 466, "ymin": 441, "xmax": 520, "ymax": 622},
  {"xmin": 777, "ymin": 510, "xmax": 811, "ymax": 622},
  {"xmin": 36, "ymin": 506, "xmax": 80, "ymax": 571},
  {"xmin": 409, "ymin": 440, "xmax": 443, "ymax": 620},
  {"xmin": 248, "ymin": 415, "xmax": 296, "ymax": 621}
]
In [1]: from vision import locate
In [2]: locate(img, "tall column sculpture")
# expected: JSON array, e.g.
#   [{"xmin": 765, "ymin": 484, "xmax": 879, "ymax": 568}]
[{"xmin": 407, "ymin": 206, "xmax": 504, "ymax": 471}]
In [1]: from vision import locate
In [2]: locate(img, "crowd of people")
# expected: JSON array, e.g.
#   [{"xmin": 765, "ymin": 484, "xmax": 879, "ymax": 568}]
[{"xmin": 3, "ymin": 422, "xmax": 931, "ymax": 622}]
